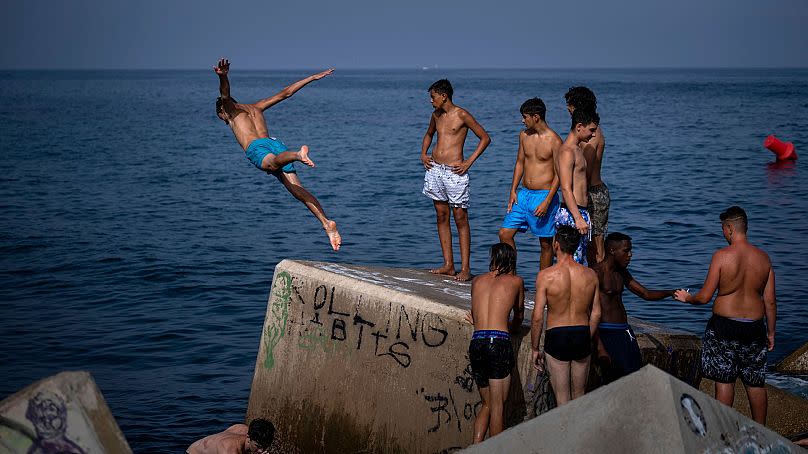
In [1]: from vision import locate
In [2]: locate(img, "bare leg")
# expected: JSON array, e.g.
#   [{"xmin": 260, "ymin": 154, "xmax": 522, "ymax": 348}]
[
  {"xmin": 714, "ymin": 381, "xmax": 735, "ymax": 408},
  {"xmin": 473, "ymin": 386, "xmax": 491, "ymax": 443},
  {"xmin": 430, "ymin": 201, "xmax": 455, "ymax": 276},
  {"xmin": 262, "ymin": 145, "xmax": 314, "ymax": 172},
  {"xmin": 589, "ymin": 234, "xmax": 605, "ymax": 266},
  {"xmin": 744, "ymin": 385, "xmax": 767, "ymax": 424},
  {"xmin": 498, "ymin": 228, "xmax": 517, "ymax": 250},
  {"xmin": 570, "ymin": 356, "xmax": 591, "ymax": 401},
  {"xmin": 487, "ymin": 375, "xmax": 511, "ymax": 438},
  {"xmin": 539, "ymin": 237, "xmax": 554, "ymax": 270},
  {"xmin": 277, "ymin": 172, "xmax": 341, "ymax": 251},
  {"xmin": 453, "ymin": 206, "xmax": 471, "ymax": 281},
  {"xmin": 545, "ymin": 353, "xmax": 571, "ymax": 406}
]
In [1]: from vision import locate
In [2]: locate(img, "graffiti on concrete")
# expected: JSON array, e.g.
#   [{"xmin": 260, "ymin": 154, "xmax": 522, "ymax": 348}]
[
  {"xmin": 679, "ymin": 393, "xmax": 706, "ymax": 437},
  {"xmin": 417, "ymin": 357, "xmax": 482, "ymax": 436},
  {"xmin": 292, "ymin": 281, "xmax": 449, "ymax": 368},
  {"xmin": 263, "ymin": 271, "xmax": 292, "ymax": 370}
]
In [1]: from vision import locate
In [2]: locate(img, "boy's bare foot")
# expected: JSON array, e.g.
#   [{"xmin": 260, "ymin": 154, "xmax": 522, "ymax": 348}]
[
  {"xmin": 324, "ymin": 220, "xmax": 341, "ymax": 251},
  {"xmin": 454, "ymin": 269, "xmax": 472, "ymax": 281},
  {"xmin": 298, "ymin": 145, "xmax": 315, "ymax": 167},
  {"xmin": 430, "ymin": 264, "xmax": 456, "ymax": 276}
]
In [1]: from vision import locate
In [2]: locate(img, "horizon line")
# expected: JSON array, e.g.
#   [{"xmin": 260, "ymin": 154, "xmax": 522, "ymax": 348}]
[{"xmin": 1, "ymin": 66, "xmax": 807, "ymax": 72}]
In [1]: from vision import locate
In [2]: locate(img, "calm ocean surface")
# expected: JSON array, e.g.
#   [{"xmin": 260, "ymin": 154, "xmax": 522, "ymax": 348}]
[{"xmin": 1, "ymin": 69, "xmax": 807, "ymax": 451}]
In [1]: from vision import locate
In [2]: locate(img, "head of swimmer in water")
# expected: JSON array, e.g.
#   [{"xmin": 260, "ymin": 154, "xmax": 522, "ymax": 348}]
[
  {"xmin": 428, "ymin": 79, "xmax": 453, "ymax": 110},
  {"xmin": 571, "ymin": 109, "xmax": 599, "ymax": 143},
  {"xmin": 720, "ymin": 206, "xmax": 748, "ymax": 244},
  {"xmin": 246, "ymin": 418, "xmax": 275, "ymax": 453},
  {"xmin": 605, "ymin": 232, "xmax": 633, "ymax": 269},
  {"xmin": 216, "ymin": 96, "xmax": 237, "ymax": 124},
  {"xmin": 553, "ymin": 225, "xmax": 581, "ymax": 257},
  {"xmin": 520, "ymin": 97, "xmax": 546, "ymax": 130},
  {"xmin": 565, "ymin": 86, "xmax": 597, "ymax": 115},
  {"xmin": 489, "ymin": 242, "xmax": 516, "ymax": 276}
]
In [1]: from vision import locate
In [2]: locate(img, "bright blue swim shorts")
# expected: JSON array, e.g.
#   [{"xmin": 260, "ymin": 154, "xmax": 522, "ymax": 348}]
[
  {"xmin": 500, "ymin": 188, "xmax": 560, "ymax": 237},
  {"xmin": 245, "ymin": 137, "xmax": 296, "ymax": 173}
]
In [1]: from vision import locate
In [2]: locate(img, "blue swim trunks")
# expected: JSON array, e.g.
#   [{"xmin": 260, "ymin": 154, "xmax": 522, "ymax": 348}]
[
  {"xmin": 501, "ymin": 188, "xmax": 560, "ymax": 238},
  {"xmin": 244, "ymin": 137, "xmax": 296, "ymax": 173},
  {"xmin": 554, "ymin": 204, "xmax": 591, "ymax": 265}
]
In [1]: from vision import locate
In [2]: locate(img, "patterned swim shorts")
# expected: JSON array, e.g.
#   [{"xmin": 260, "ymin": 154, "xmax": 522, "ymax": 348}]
[
  {"xmin": 422, "ymin": 163, "xmax": 470, "ymax": 209},
  {"xmin": 588, "ymin": 183, "xmax": 610, "ymax": 236},
  {"xmin": 554, "ymin": 205, "xmax": 591, "ymax": 265},
  {"xmin": 700, "ymin": 314, "xmax": 767, "ymax": 387}
]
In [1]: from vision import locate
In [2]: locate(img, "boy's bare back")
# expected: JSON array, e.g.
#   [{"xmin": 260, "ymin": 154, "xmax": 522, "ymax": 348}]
[
  {"xmin": 521, "ymin": 129, "xmax": 562, "ymax": 190},
  {"xmin": 713, "ymin": 243, "xmax": 773, "ymax": 319},
  {"xmin": 538, "ymin": 262, "xmax": 598, "ymax": 329},
  {"xmin": 471, "ymin": 272, "xmax": 524, "ymax": 332},
  {"xmin": 186, "ymin": 424, "xmax": 246, "ymax": 454},
  {"xmin": 582, "ymin": 127, "xmax": 605, "ymax": 187}
]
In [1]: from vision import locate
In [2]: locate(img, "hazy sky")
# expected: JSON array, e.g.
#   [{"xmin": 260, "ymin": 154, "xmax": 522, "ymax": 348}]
[{"xmin": 1, "ymin": 0, "xmax": 806, "ymax": 69}]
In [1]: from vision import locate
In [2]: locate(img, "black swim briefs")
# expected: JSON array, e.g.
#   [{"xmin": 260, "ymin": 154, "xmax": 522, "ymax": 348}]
[
  {"xmin": 469, "ymin": 330, "xmax": 514, "ymax": 388},
  {"xmin": 544, "ymin": 325, "xmax": 591, "ymax": 361},
  {"xmin": 701, "ymin": 314, "xmax": 767, "ymax": 387}
]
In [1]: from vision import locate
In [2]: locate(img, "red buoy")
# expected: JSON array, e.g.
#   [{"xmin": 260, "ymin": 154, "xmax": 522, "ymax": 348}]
[{"xmin": 764, "ymin": 135, "xmax": 797, "ymax": 161}]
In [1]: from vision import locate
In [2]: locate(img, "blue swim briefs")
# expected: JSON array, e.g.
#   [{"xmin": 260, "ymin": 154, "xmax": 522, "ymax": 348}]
[
  {"xmin": 500, "ymin": 188, "xmax": 560, "ymax": 237},
  {"xmin": 244, "ymin": 137, "xmax": 296, "ymax": 173}
]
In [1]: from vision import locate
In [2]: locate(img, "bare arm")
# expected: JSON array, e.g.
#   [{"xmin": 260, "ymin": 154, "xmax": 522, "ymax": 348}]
[
  {"xmin": 453, "ymin": 110, "xmax": 491, "ymax": 174},
  {"xmin": 534, "ymin": 173, "xmax": 560, "ymax": 217},
  {"xmin": 531, "ymin": 273, "xmax": 548, "ymax": 370},
  {"xmin": 763, "ymin": 267, "xmax": 776, "ymax": 350},
  {"xmin": 421, "ymin": 115, "xmax": 437, "ymax": 169},
  {"xmin": 626, "ymin": 277, "xmax": 674, "ymax": 301},
  {"xmin": 253, "ymin": 68, "xmax": 334, "ymax": 111},
  {"xmin": 509, "ymin": 280, "xmax": 526, "ymax": 333},
  {"xmin": 507, "ymin": 133, "xmax": 526, "ymax": 212},
  {"xmin": 674, "ymin": 252, "xmax": 721, "ymax": 304},
  {"xmin": 589, "ymin": 286, "xmax": 602, "ymax": 337},
  {"xmin": 556, "ymin": 146, "xmax": 588, "ymax": 234},
  {"xmin": 214, "ymin": 58, "xmax": 232, "ymax": 99}
]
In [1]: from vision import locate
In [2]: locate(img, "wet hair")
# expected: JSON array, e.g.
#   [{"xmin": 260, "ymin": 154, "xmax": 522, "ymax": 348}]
[
  {"xmin": 248, "ymin": 418, "xmax": 275, "ymax": 450},
  {"xmin": 564, "ymin": 86, "xmax": 597, "ymax": 112},
  {"xmin": 555, "ymin": 225, "xmax": 581, "ymax": 255},
  {"xmin": 215, "ymin": 96, "xmax": 236, "ymax": 115},
  {"xmin": 520, "ymin": 97, "xmax": 546, "ymax": 121},
  {"xmin": 571, "ymin": 109, "xmax": 599, "ymax": 130},
  {"xmin": 605, "ymin": 232, "xmax": 632, "ymax": 253},
  {"xmin": 489, "ymin": 242, "xmax": 516, "ymax": 276},
  {"xmin": 428, "ymin": 79, "xmax": 453, "ymax": 100},
  {"xmin": 720, "ymin": 206, "xmax": 748, "ymax": 232}
]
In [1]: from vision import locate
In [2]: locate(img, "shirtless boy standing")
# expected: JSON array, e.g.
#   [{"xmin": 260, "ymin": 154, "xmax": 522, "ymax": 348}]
[
  {"xmin": 468, "ymin": 243, "xmax": 524, "ymax": 443},
  {"xmin": 675, "ymin": 206, "xmax": 776, "ymax": 424},
  {"xmin": 554, "ymin": 109, "xmax": 600, "ymax": 265},
  {"xmin": 593, "ymin": 232, "xmax": 675, "ymax": 383},
  {"xmin": 421, "ymin": 79, "xmax": 491, "ymax": 281},
  {"xmin": 214, "ymin": 58, "xmax": 341, "ymax": 251},
  {"xmin": 531, "ymin": 225, "xmax": 601, "ymax": 406},
  {"xmin": 565, "ymin": 87, "xmax": 608, "ymax": 265},
  {"xmin": 499, "ymin": 98, "xmax": 563, "ymax": 270},
  {"xmin": 187, "ymin": 419, "xmax": 274, "ymax": 454}
]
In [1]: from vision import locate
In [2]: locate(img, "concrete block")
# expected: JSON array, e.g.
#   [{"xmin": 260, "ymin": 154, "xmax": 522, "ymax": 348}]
[
  {"xmin": 0, "ymin": 371, "xmax": 131, "ymax": 454},
  {"xmin": 776, "ymin": 341, "xmax": 808, "ymax": 374},
  {"xmin": 460, "ymin": 365, "xmax": 800, "ymax": 454},
  {"xmin": 246, "ymin": 260, "xmax": 702, "ymax": 453}
]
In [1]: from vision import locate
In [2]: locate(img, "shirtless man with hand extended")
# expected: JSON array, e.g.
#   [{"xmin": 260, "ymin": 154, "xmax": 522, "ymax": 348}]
[
  {"xmin": 675, "ymin": 206, "xmax": 776, "ymax": 425},
  {"xmin": 214, "ymin": 58, "xmax": 341, "ymax": 251}
]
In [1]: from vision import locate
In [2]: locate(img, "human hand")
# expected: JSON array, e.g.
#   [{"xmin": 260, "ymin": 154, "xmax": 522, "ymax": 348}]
[
  {"xmin": 532, "ymin": 350, "xmax": 545, "ymax": 373},
  {"xmin": 673, "ymin": 289, "xmax": 691, "ymax": 303},
  {"xmin": 507, "ymin": 192, "xmax": 517, "ymax": 213},
  {"xmin": 767, "ymin": 333, "xmax": 775, "ymax": 351},
  {"xmin": 464, "ymin": 310, "xmax": 474, "ymax": 325},
  {"xmin": 453, "ymin": 160, "xmax": 472, "ymax": 175},
  {"xmin": 313, "ymin": 68, "xmax": 335, "ymax": 80},
  {"xmin": 575, "ymin": 217, "xmax": 589, "ymax": 235},
  {"xmin": 533, "ymin": 200, "xmax": 550, "ymax": 217},
  {"xmin": 213, "ymin": 58, "xmax": 230, "ymax": 76},
  {"xmin": 421, "ymin": 155, "xmax": 433, "ymax": 170},
  {"xmin": 596, "ymin": 345, "xmax": 611, "ymax": 368}
]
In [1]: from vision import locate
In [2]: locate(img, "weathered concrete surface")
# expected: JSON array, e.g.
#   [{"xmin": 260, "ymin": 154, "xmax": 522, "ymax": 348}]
[
  {"xmin": 0, "ymin": 371, "xmax": 131, "ymax": 454},
  {"xmin": 461, "ymin": 365, "xmax": 800, "ymax": 454},
  {"xmin": 776, "ymin": 341, "xmax": 808, "ymax": 374},
  {"xmin": 699, "ymin": 379, "xmax": 808, "ymax": 438},
  {"xmin": 247, "ymin": 260, "xmax": 704, "ymax": 453}
]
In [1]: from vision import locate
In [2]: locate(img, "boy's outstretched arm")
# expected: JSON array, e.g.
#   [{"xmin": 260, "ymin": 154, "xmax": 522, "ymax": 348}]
[
  {"xmin": 453, "ymin": 111, "xmax": 490, "ymax": 175},
  {"xmin": 674, "ymin": 251, "xmax": 722, "ymax": 304},
  {"xmin": 253, "ymin": 68, "xmax": 335, "ymax": 111},
  {"xmin": 626, "ymin": 276, "xmax": 675, "ymax": 301},
  {"xmin": 214, "ymin": 58, "xmax": 232, "ymax": 99}
]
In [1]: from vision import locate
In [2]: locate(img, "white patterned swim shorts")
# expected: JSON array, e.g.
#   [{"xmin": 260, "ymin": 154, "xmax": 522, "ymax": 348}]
[{"xmin": 422, "ymin": 164, "xmax": 470, "ymax": 209}]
